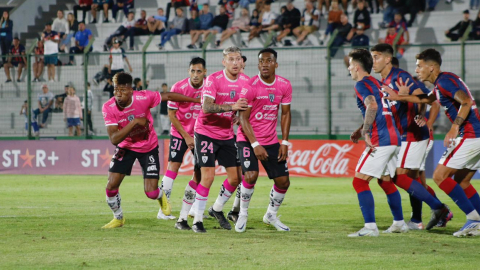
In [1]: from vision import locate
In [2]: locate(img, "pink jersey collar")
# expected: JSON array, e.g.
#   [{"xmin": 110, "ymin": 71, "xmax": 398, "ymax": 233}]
[
  {"xmin": 223, "ymin": 69, "xmax": 239, "ymax": 83},
  {"xmin": 257, "ymin": 73, "xmax": 276, "ymax": 86},
  {"xmin": 189, "ymin": 78, "xmax": 204, "ymax": 89}
]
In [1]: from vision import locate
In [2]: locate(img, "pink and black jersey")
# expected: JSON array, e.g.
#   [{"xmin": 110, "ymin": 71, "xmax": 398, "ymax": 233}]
[
  {"xmin": 195, "ymin": 70, "xmax": 250, "ymax": 140},
  {"xmin": 9, "ymin": 44, "xmax": 25, "ymax": 63},
  {"xmin": 355, "ymin": 76, "xmax": 400, "ymax": 147},
  {"xmin": 167, "ymin": 77, "xmax": 203, "ymax": 138},
  {"xmin": 382, "ymin": 67, "xmax": 430, "ymax": 142},
  {"xmin": 237, "ymin": 74, "xmax": 292, "ymax": 145},
  {"xmin": 434, "ymin": 72, "xmax": 480, "ymax": 138},
  {"xmin": 102, "ymin": 90, "xmax": 161, "ymax": 153}
]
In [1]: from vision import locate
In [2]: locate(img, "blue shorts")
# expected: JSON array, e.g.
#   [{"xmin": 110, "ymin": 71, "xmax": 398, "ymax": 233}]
[
  {"xmin": 209, "ymin": 26, "xmax": 223, "ymax": 33},
  {"xmin": 67, "ymin": 118, "xmax": 81, "ymax": 127},
  {"xmin": 44, "ymin": 54, "xmax": 58, "ymax": 65}
]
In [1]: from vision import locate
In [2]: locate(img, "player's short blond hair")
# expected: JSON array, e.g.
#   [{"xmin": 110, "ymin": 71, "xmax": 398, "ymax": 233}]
[{"xmin": 223, "ymin": 46, "xmax": 242, "ymax": 58}]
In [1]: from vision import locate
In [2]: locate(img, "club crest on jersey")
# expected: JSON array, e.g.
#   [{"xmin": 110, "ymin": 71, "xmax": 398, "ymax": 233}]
[
  {"xmin": 230, "ymin": 90, "xmax": 236, "ymax": 99},
  {"xmin": 171, "ymin": 152, "xmax": 177, "ymax": 158},
  {"xmin": 128, "ymin": 115, "xmax": 135, "ymax": 122},
  {"xmin": 269, "ymin": 93, "xmax": 275, "ymax": 102},
  {"xmin": 202, "ymin": 156, "xmax": 208, "ymax": 163},
  {"xmin": 244, "ymin": 161, "xmax": 250, "ymax": 168}
]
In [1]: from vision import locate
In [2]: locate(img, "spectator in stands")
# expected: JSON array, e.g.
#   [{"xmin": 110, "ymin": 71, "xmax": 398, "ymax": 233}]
[
  {"xmin": 20, "ymin": 100, "xmax": 40, "ymax": 136},
  {"xmin": 188, "ymin": 4, "xmax": 213, "ymax": 49},
  {"xmin": 33, "ymin": 84, "xmax": 54, "ymax": 128},
  {"xmin": 277, "ymin": 1, "xmax": 301, "ymax": 46},
  {"xmin": 391, "ymin": 56, "xmax": 399, "ymax": 68},
  {"xmin": 380, "ymin": 26, "xmax": 407, "ymax": 57},
  {"xmin": 104, "ymin": 11, "xmax": 135, "ymax": 51},
  {"xmin": 4, "ymin": 37, "xmax": 25, "ymax": 83},
  {"xmin": 33, "ymin": 39, "xmax": 44, "ymax": 82},
  {"xmin": 0, "ymin": 11, "xmax": 13, "ymax": 67},
  {"xmin": 426, "ymin": 0, "xmax": 440, "ymax": 11},
  {"xmin": 54, "ymin": 85, "xmax": 70, "ymax": 112},
  {"xmin": 147, "ymin": 8, "xmax": 166, "ymax": 35},
  {"xmin": 103, "ymin": 77, "xmax": 114, "ymax": 98},
  {"xmin": 133, "ymin": 77, "xmax": 148, "ymax": 90},
  {"xmin": 53, "ymin": 11, "xmax": 69, "ymax": 48},
  {"xmin": 42, "ymin": 22, "xmax": 60, "ymax": 82},
  {"xmin": 318, "ymin": 0, "xmax": 330, "ymax": 17},
  {"xmin": 74, "ymin": 0, "xmax": 92, "ymax": 23},
  {"xmin": 91, "ymin": 0, "xmax": 112, "ymax": 23},
  {"xmin": 388, "ymin": 12, "xmax": 409, "ymax": 44},
  {"xmin": 264, "ymin": 6, "xmax": 289, "ymax": 46},
  {"xmin": 166, "ymin": 0, "xmax": 190, "ymax": 25},
  {"xmin": 379, "ymin": 0, "xmax": 405, "ymax": 28},
  {"xmin": 112, "ymin": 0, "xmax": 134, "ymax": 20},
  {"xmin": 293, "ymin": 1, "xmax": 319, "ymax": 46},
  {"xmin": 366, "ymin": 0, "xmax": 384, "ymax": 14},
  {"xmin": 353, "ymin": 0, "xmax": 371, "ymax": 30},
  {"xmin": 403, "ymin": 0, "xmax": 421, "ymax": 27},
  {"xmin": 187, "ymin": 10, "xmax": 201, "ymax": 44},
  {"xmin": 344, "ymin": 25, "xmax": 369, "ymax": 69},
  {"xmin": 471, "ymin": 0, "xmax": 480, "ymax": 10},
  {"xmin": 470, "ymin": 10, "xmax": 480, "ymax": 40},
  {"xmin": 250, "ymin": 8, "xmax": 260, "ymax": 29},
  {"xmin": 126, "ymin": 9, "xmax": 148, "ymax": 50},
  {"xmin": 160, "ymin": 83, "xmax": 170, "ymax": 135},
  {"xmin": 60, "ymin": 13, "xmax": 79, "ymax": 52},
  {"xmin": 239, "ymin": 0, "xmax": 256, "ymax": 9},
  {"xmin": 329, "ymin": 14, "xmax": 351, "ymax": 57},
  {"xmin": 63, "ymin": 86, "xmax": 83, "ymax": 136},
  {"xmin": 68, "ymin": 22, "xmax": 93, "ymax": 65},
  {"xmin": 218, "ymin": 8, "xmax": 250, "ymax": 47},
  {"xmin": 83, "ymin": 82, "xmax": 94, "ymax": 135},
  {"xmin": 204, "ymin": 5, "xmax": 229, "ymax": 47},
  {"xmin": 219, "ymin": 0, "xmax": 235, "ymax": 19},
  {"xmin": 94, "ymin": 39, "xmax": 132, "ymax": 84},
  {"xmin": 158, "ymin": 8, "xmax": 187, "ymax": 50},
  {"xmin": 445, "ymin": 10, "xmax": 472, "ymax": 42},
  {"xmin": 248, "ymin": 1, "xmax": 277, "ymax": 43},
  {"xmin": 322, "ymin": 1, "xmax": 343, "ymax": 44}
]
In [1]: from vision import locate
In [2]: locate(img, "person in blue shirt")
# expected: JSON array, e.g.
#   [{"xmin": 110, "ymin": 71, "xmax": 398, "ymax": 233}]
[
  {"xmin": 343, "ymin": 25, "xmax": 370, "ymax": 71},
  {"xmin": 0, "ymin": 10, "xmax": 13, "ymax": 66},
  {"xmin": 68, "ymin": 22, "xmax": 93, "ymax": 65},
  {"xmin": 112, "ymin": 0, "xmax": 134, "ymax": 21}
]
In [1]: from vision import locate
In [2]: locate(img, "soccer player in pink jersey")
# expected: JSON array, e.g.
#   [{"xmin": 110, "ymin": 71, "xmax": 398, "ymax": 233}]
[
  {"xmin": 101, "ymin": 72, "xmax": 200, "ymax": 229},
  {"xmin": 191, "ymin": 46, "xmax": 249, "ymax": 233},
  {"xmin": 234, "ymin": 48, "xmax": 292, "ymax": 233}
]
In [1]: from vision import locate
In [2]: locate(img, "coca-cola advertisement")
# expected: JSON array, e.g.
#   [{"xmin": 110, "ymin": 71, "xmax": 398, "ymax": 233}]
[{"xmin": 163, "ymin": 140, "xmax": 365, "ymax": 178}]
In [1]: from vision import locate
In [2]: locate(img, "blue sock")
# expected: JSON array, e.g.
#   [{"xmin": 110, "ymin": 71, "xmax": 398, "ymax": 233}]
[
  {"xmin": 387, "ymin": 191, "xmax": 404, "ymax": 221},
  {"xmin": 440, "ymin": 178, "xmax": 475, "ymax": 215},
  {"xmin": 469, "ymin": 193, "xmax": 480, "ymax": 215},
  {"xmin": 358, "ymin": 190, "xmax": 375, "ymax": 223},
  {"xmin": 396, "ymin": 174, "xmax": 443, "ymax": 210}
]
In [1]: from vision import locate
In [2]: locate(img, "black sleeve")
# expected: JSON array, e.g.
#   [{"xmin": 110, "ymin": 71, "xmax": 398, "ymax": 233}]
[{"xmin": 449, "ymin": 21, "xmax": 461, "ymax": 32}]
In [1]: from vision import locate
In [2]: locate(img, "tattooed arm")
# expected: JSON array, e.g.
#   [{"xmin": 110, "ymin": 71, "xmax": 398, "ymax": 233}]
[
  {"xmin": 362, "ymin": 95, "xmax": 378, "ymax": 149},
  {"xmin": 444, "ymin": 90, "xmax": 473, "ymax": 147},
  {"xmin": 202, "ymin": 96, "xmax": 248, "ymax": 113}
]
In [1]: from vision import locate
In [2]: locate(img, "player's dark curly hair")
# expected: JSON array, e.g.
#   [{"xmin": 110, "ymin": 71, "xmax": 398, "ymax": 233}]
[
  {"xmin": 416, "ymin": 49, "xmax": 442, "ymax": 66},
  {"xmin": 370, "ymin": 43, "xmax": 394, "ymax": 56},
  {"xmin": 190, "ymin": 57, "xmax": 206, "ymax": 68},
  {"xmin": 348, "ymin": 49, "xmax": 373, "ymax": 73},
  {"xmin": 113, "ymin": 72, "xmax": 133, "ymax": 86},
  {"xmin": 258, "ymin": 48, "xmax": 277, "ymax": 59}
]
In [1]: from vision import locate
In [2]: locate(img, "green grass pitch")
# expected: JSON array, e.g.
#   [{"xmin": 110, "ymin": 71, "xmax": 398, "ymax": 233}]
[{"xmin": 1, "ymin": 175, "xmax": 479, "ymax": 269}]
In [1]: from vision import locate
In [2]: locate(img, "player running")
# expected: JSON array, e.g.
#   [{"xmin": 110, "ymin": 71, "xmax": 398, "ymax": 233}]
[
  {"xmin": 347, "ymin": 49, "xmax": 402, "ymax": 237},
  {"xmin": 383, "ymin": 48, "xmax": 480, "ymax": 237},
  {"xmin": 191, "ymin": 46, "xmax": 249, "ymax": 233},
  {"xmin": 234, "ymin": 48, "xmax": 292, "ymax": 233},
  {"xmin": 156, "ymin": 57, "xmax": 205, "ymax": 223},
  {"xmin": 101, "ymin": 72, "xmax": 200, "ymax": 229},
  {"xmin": 370, "ymin": 44, "xmax": 450, "ymax": 232}
]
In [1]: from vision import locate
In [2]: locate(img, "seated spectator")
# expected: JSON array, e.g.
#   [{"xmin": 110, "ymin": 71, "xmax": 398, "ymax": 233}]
[
  {"xmin": 188, "ymin": 4, "xmax": 214, "ymax": 48},
  {"xmin": 318, "ymin": 0, "xmax": 330, "ymax": 17},
  {"xmin": 365, "ymin": 0, "xmax": 384, "ymax": 14},
  {"xmin": 264, "ymin": 6, "xmax": 289, "ymax": 46},
  {"xmin": 125, "ymin": 10, "xmax": 148, "ymax": 50},
  {"xmin": 344, "ymin": 25, "xmax": 369, "ymax": 69},
  {"xmin": 388, "ymin": 12, "xmax": 409, "ymax": 44},
  {"xmin": 4, "ymin": 37, "xmax": 26, "ymax": 83},
  {"xmin": 470, "ymin": 10, "xmax": 480, "ymax": 40},
  {"xmin": 20, "ymin": 100, "xmax": 40, "ymax": 136},
  {"xmin": 52, "ymin": 10, "xmax": 69, "ymax": 48},
  {"xmin": 293, "ymin": 1, "xmax": 319, "ymax": 46},
  {"xmin": 219, "ymin": 8, "xmax": 250, "ymax": 47},
  {"xmin": 204, "ymin": 5, "xmax": 229, "ymax": 47},
  {"xmin": 104, "ymin": 77, "xmax": 114, "ymax": 98},
  {"xmin": 60, "ymin": 13, "xmax": 79, "ymax": 52},
  {"xmin": 426, "ymin": 0, "xmax": 440, "ymax": 11},
  {"xmin": 250, "ymin": 8, "xmax": 260, "ymax": 27},
  {"xmin": 380, "ymin": 26, "xmax": 407, "ymax": 58},
  {"xmin": 239, "ymin": 0, "xmax": 256, "ymax": 9},
  {"xmin": 158, "ymin": 8, "xmax": 187, "ymax": 50},
  {"xmin": 445, "ymin": 10, "xmax": 472, "ymax": 42},
  {"xmin": 91, "ymin": 0, "xmax": 112, "ymax": 23},
  {"xmin": 112, "ymin": 0, "xmax": 134, "ymax": 20},
  {"xmin": 63, "ymin": 86, "xmax": 83, "ymax": 136},
  {"xmin": 277, "ymin": 1, "xmax": 301, "ymax": 46},
  {"xmin": 0, "ymin": 11, "xmax": 13, "ymax": 66},
  {"xmin": 353, "ymin": 0, "xmax": 371, "ymax": 30},
  {"xmin": 186, "ymin": 10, "xmax": 201, "ymax": 48},
  {"xmin": 54, "ymin": 85, "xmax": 69, "ymax": 112},
  {"xmin": 105, "ymin": 11, "xmax": 135, "ymax": 50},
  {"xmin": 403, "ymin": 0, "xmax": 421, "ymax": 27},
  {"xmin": 471, "ymin": 0, "xmax": 480, "ymax": 10},
  {"xmin": 379, "ymin": 0, "xmax": 405, "ymax": 28},
  {"xmin": 33, "ymin": 84, "xmax": 54, "ymax": 128},
  {"xmin": 329, "ymin": 14, "xmax": 351, "ymax": 57},
  {"xmin": 133, "ymin": 77, "xmax": 148, "ymax": 90},
  {"xmin": 33, "ymin": 39, "xmax": 44, "ymax": 82},
  {"xmin": 219, "ymin": 0, "xmax": 235, "ymax": 19},
  {"xmin": 42, "ymin": 22, "xmax": 60, "ymax": 82},
  {"xmin": 68, "ymin": 22, "xmax": 93, "ymax": 65},
  {"xmin": 147, "ymin": 8, "xmax": 166, "ymax": 35},
  {"xmin": 248, "ymin": 1, "xmax": 277, "ymax": 43},
  {"xmin": 166, "ymin": 0, "xmax": 190, "ymax": 25},
  {"xmin": 322, "ymin": 1, "xmax": 343, "ymax": 43},
  {"xmin": 73, "ymin": 0, "xmax": 93, "ymax": 23},
  {"xmin": 94, "ymin": 39, "xmax": 132, "ymax": 84}
]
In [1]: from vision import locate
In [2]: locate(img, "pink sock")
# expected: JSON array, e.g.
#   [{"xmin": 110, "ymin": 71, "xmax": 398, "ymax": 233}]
[
  {"xmin": 223, "ymin": 179, "xmax": 237, "ymax": 193},
  {"xmin": 145, "ymin": 188, "xmax": 161, "ymax": 200},
  {"xmin": 196, "ymin": 184, "xmax": 210, "ymax": 197},
  {"xmin": 242, "ymin": 178, "xmax": 255, "ymax": 189},
  {"xmin": 106, "ymin": 189, "xmax": 119, "ymax": 197},
  {"xmin": 274, "ymin": 184, "xmax": 288, "ymax": 194},
  {"xmin": 165, "ymin": 170, "xmax": 178, "ymax": 179},
  {"xmin": 188, "ymin": 180, "xmax": 198, "ymax": 190}
]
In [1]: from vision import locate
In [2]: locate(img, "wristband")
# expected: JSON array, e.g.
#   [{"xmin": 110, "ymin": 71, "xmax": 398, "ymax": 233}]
[
  {"xmin": 281, "ymin": 140, "xmax": 289, "ymax": 146},
  {"xmin": 251, "ymin": 141, "xmax": 260, "ymax": 148}
]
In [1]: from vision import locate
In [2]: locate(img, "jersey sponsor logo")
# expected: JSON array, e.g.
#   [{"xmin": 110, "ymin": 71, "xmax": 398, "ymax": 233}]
[
  {"xmin": 244, "ymin": 160, "xmax": 250, "ymax": 168},
  {"xmin": 110, "ymin": 161, "xmax": 114, "ymax": 168},
  {"xmin": 171, "ymin": 151, "xmax": 177, "ymax": 158},
  {"xmin": 128, "ymin": 115, "xmax": 135, "ymax": 122},
  {"xmin": 118, "ymin": 119, "xmax": 127, "ymax": 123},
  {"xmin": 190, "ymin": 105, "xmax": 202, "ymax": 110},
  {"xmin": 180, "ymin": 83, "xmax": 188, "ymax": 89},
  {"xmin": 269, "ymin": 93, "xmax": 275, "ymax": 103},
  {"xmin": 124, "ymin": 108, "xmax": 135, "ymax": 113},
  {"xmin": 149, "ymin": 155, "xmax": 155, "ymax": 164},
  {"xmin": 255, "ymin": 112, "xmax": 263, "ymax": 120},
  {"xmin": 241, "ymin": 88, "xmax": 248, "ymax": 95},
  {"xmin": 263, "ymin": 105, "xmax": 278, "ymax": 110},
  {"xmin": 230, "ymin": 90, "xmax": 236, "ymax": 99},
  {"xmin": 147, "ymin": 165, "xmax": 157, "ymax": 171},
  {"xmin": 257, "ymin": 96, "xmax": 269, "ymax": 99},
  {"xmin": 217, "ymin": 92, "xmax": 229, "ymax": 96},
  {"xmin": 103, "ymin": 112, "xmax": 107, "ymax": 118},
  {"xmin": 215, "ymin": 74, "xmax": 223, "ymax": 79},
  {"xmin": 202, "ymin": 156, "xmax": 208, "ymax": 163},
  {"xmin": 184, "ymin": 112, "xmax": 199, "ymax": 119},
  {"xmin": 240, "ymin": 76, "xmax": 249, "ymax": 81},
  {"xmin": 206, "ymin": 80, "xmax": 213, "ymax": 87}
]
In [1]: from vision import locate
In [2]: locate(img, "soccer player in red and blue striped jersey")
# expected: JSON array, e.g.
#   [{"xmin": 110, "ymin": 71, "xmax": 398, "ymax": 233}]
[{"xmin": 383, "ymin": 48, "xmax": 480, "ymax": 237}]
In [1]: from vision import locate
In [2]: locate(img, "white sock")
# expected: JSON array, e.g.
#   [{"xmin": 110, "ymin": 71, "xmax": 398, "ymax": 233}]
[
  {"xmin": 193, "ymin": 193, "xmax": 208, "ymax": 224},
  {"xmin": 106, "ymin": 193, "xmax": 123, "ymax": 220},
  {"xmin": 466, "ymin": 210, "xmax": 480, "ymax": 221},
  {"xmin": 179, "ymin": 183, "xmax": 196, "ymax": 221},
  {"xmin": 160, "ymin": 173, "xmax": 176, "ymax": 199},
  {"xmin": 393, "ymin": 220, "xmax": 405, "ymax": 226},
  {"xmin": 231, "ymin": 182, "xmax": 241, "ymax": 212},
  {"xmin": 365, "ymin": 222, "xmax": 377, "ymax": 230},
  {"xmin": 212, "ymin": 184, "xmax": 234, "ymax": 212},
  {"xmin": 240, "ymin": 184, "xmax": 255, "ymax": 216},
  {"xmin": 267, "ymin": 185, "xmax": 287, "ymax": 216}
]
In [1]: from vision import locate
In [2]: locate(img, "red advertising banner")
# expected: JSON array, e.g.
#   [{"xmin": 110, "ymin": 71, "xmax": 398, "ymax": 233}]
[{"xmin": 163, "ymin": 139, "xmax": 365, "ymax": 177}]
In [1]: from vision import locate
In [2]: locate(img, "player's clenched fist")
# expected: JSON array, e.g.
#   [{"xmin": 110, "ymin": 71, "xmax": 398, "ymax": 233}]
[{"xmin": 232, "ymin": 98, "xmax": 248, "ymax": 111}]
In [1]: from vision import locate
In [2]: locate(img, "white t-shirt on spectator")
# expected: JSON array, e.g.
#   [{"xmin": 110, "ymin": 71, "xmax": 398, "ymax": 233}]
[
  {"xmin": 110, "ymin": 47, "xmax": 126, "ymax": 70},
  {"xmin": 303, "ymin": 8, "xmax": 320, "ymax": 28},
  {"xmin": 261, "ymin": 11, "xmax": 277, "ymax": 26},
  {"xmin": 52, "ymin": 18, "xmax": 69, "ymax": 34},
  {"xmin": 43, "ymin": 32, "xmax": 60, "ymax": 55},
  {"xmin": 122, "ymin": 20, "xmax": 135, "ymax": 28}
]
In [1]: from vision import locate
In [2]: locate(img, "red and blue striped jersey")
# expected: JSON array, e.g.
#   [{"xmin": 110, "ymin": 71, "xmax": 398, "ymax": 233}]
[
  {"xmin": 355, "ymin": 76, "xmax": 401, "ymax": 147},
  {"xmin": 382, "ymin": 67, "xmax": 430, "ymax": 142},
  {"xmin": 434, "ymin": 72, "xmax": 480, "ymax": 139}
]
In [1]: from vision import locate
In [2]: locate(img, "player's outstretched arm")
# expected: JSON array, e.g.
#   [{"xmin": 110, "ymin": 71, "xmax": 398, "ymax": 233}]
[
  {"xmin": 161, "ymin": 92, "xmax": 200, "ymax": 103},
  {"xmin": 202, "ymin": 97, "xmax": 248, "ymax": 113},
  {"xmin": 107, "ymin": 117, "xmax": 149, "ymax": 145},
  {"xmin": 362, "ymin": 96, "xmax": 378, "ymax": 149},
  {"xmin": 444, "ymin": 90, "xmax": 473, "ymax": 147},
  {"xmin": 168, "ymin": 108, "xmax": 194, "ymax": 150},
  {"xmin": 239, "ymin": 107, "xmax": 269, "ymax": 161},
  {"xmin": 382, "ymin": 86, "xmax": 435, "ymax": 104},
  {"xmin": 278, "ymin": 104, "xmax": 291, "ymax": 162}
]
